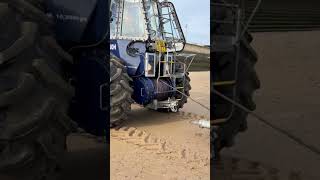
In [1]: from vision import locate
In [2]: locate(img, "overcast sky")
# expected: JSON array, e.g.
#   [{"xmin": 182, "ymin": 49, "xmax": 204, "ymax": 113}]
[{"xmin": 171, "ymin": 0, "xmax": 210, "ymax": 45}]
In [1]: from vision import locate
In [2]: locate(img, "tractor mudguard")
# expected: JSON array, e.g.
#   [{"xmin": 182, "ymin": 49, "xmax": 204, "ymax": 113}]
[
  {"xmin": 45, "ymin": 0, "xmax": 108, "ymax": 47},
  {"xmin": 69, "ymin": 49, "xmax": 109, "ymax": 136}
]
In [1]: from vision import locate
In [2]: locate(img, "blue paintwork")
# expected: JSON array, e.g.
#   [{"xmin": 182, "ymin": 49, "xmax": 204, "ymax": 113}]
[
  {"xmin": 110, "ymin": 39, "xmax": 146, "ymax": 76},
  {"xmin": 44, "ymin": 0, "xmax": 109, "ymax": 136},
  {"xmin": 69, "ymin": 49, "xmax": 108, "ymax": 136},
  {"xmin": 45, "ymin": 0, "xmax": 108, "ymax": 48},
  {"xmin": 81, "ymin": 0, "xmax": 108, "ymax": 44},
  {"xmin": 132, "ymin": 77, "xmax": 155, "ymax": 105},
  {"xmin": 132, "ymin": 78, "xmax": 176, "ymax": 105}
]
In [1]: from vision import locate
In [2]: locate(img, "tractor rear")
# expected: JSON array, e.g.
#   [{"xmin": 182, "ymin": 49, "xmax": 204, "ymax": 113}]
[{"xmin": 110, "ymin": 0, "xmax": 193, "ymax": 126}]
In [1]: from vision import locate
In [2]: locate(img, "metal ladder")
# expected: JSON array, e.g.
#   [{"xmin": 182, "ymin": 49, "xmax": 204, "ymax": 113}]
[
  {"xmin": 212, "ymin": 0, "xmax": 242, "ymax": 124},
  {"xmin": 155, "ymin": 2, "xmax": 186, "ymax": 97}
]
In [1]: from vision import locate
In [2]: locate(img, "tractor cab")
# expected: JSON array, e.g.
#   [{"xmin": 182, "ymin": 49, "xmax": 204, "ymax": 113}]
[{"xmin": 110, "ymin": 0, "xmax": 185, "ymax": 52}]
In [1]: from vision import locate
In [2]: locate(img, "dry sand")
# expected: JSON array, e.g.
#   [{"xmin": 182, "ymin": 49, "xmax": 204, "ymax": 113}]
[{"xmin": 110, "ymin": 71, "xmax": 210, "ymax": 180}]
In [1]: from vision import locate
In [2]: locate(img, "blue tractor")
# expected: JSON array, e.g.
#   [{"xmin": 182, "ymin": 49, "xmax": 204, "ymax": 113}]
[
  {"xmin": 110, "ymin": 0, "xmax": 192, "ymax": 126},
  {"xmin": 0, "ymin": 0, "xmax": 191, "ymax": 179}
]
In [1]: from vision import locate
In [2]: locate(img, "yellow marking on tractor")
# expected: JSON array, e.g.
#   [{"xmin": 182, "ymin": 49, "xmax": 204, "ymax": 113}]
[{"xmin": 156, "ymin": 40, "xmax": 167, "ymax": 52}]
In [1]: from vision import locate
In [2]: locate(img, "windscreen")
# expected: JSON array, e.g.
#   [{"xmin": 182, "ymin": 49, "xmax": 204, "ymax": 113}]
[
  {"xmin": 110, "ymin": 0, "xmax": 147, "ymax": 40},
  {"xmin": 121, "ymin": 0, "xmax": 147, "ymax": 39},
  {"xmin": 145, "ymin": 0, "xmax": 162, "ymax": 40}
]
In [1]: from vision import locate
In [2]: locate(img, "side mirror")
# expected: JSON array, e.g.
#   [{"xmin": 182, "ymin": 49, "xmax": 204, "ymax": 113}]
[{"xmin": 159, "ymin": 1, "xmax": 186, "ymax": 52}]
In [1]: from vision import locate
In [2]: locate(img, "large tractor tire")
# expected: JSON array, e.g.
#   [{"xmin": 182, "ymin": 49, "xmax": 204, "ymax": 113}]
[
  {"xmin": 212, "ymin": 0, "xmax": 260, "ymax": 154},
  {"xmin": 0, "ymin": 1, "xmax": 75, "ymax": 179},
  {"xmin": 110, "ymin": 55, "xmax": 133, "ymax": 127},
  {"xmin": 176, "ymin": 73, "xmax": 191, "ymax": 109}
]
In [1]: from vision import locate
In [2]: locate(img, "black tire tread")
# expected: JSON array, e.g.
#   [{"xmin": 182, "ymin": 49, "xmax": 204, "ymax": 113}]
[
  {"xmin": 212, "ymin": 0, "xmax": 260, "ymax": 151},
  {"xmin": 110, "ymin": 55, "xmax": 133, "ymax": 127},
  {"xmin": 176, "ymin": 72, "xmax": 191, "ymax": 109},
  {"xmin": 0, "ymin": 1, "xmax": 75, "ymax": 179}
]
